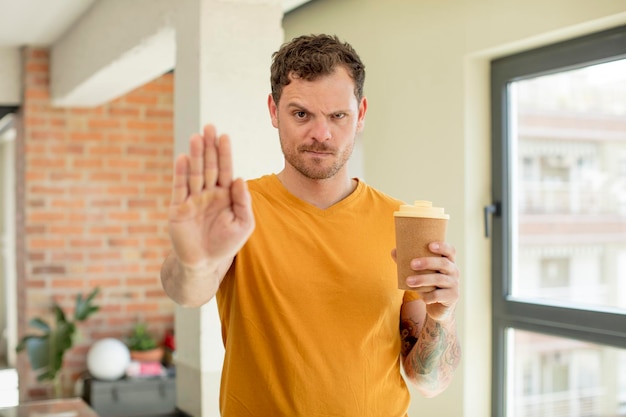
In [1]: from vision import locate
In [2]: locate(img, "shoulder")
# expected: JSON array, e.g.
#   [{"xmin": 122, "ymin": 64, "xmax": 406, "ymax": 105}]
[
  {"xmin": 357, "ymin": 179, "xmax": 405, "ymax": 210},
  {"xmin": 246, "ymin": 174, "xmax": 280, "ymax": 202},
  {"xmin": 245, "ymin": 174, "xmax": 294, "ymax": 213},
  {"xmin": 246, "ymin": 175, "xmax": 273, "ymax": 192}
]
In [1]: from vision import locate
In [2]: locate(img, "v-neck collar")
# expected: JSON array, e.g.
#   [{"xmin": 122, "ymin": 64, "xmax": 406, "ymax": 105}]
[{"xmin": 266, "ymin": 174, "xmax": 364, "ymax": 217}]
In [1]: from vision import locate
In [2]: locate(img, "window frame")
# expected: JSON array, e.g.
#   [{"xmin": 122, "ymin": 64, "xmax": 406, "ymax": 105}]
[{"xmin": 490, "ymin": 25, "xmax": 626, "ymax": 417}]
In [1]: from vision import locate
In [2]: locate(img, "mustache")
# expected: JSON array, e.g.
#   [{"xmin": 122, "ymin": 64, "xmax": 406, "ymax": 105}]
[{"xmin": 299, "ymin": 144, "xmax": 334, "ymax": 153}]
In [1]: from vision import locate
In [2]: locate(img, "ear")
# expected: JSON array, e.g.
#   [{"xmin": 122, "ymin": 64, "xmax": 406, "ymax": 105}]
[
  {"xmin": 268, "ymin": 94, "xmax": 279, "ymax": 128},
  {"xmin": 356, "ymin": 96, "xmax": 367, "ymax": 132}
]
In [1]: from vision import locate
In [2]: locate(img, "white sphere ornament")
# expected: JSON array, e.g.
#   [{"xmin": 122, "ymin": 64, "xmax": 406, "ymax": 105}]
[{"xmin": 87, "ymin": 338, "xmax": 131, "ymax": 380}]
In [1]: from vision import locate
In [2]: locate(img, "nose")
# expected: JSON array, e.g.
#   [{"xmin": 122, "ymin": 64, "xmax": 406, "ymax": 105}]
[{"xmin": 311, "ymin": 117, "xmax": 331, "ymax": 142}]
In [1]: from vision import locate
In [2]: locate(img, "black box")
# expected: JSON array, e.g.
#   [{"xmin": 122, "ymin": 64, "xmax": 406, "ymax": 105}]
[{"xmin": 82, "ymin": 375, "xmax": 176, "ymax": 417}]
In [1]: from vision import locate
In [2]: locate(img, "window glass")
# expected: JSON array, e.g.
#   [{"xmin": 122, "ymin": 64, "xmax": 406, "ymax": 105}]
[
  {"xmin": 509, "ymin": 329, "xmax": 626, "ymax": 417},
  {"xmin": 509, "ymin": 58, "xmax": 626, "ymax": 312}
]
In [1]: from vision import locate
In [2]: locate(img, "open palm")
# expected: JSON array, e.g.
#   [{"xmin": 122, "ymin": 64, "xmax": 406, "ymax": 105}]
[{"xmin": 168, "ymin": 125, "xmax": 254, "ymax": 268}]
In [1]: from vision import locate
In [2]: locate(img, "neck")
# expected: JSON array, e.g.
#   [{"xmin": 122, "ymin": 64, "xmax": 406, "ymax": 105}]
[{"xmin": 277, "ymin": 168, "xmax": 357, "ymax": 209}]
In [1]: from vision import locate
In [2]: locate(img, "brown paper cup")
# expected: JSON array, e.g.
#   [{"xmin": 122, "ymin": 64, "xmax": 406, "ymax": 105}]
[{"xmin": 394, "ymin": 216, "xmax": 448, "ymax": 291}]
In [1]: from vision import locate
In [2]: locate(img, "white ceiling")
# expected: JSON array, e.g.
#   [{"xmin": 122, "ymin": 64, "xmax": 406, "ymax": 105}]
[
  {"xmin": 0, "ymin": 0, "xmax": 97, "ymax": 47},
  {"xmin": 0, "ymin": 0, "xmax": 312, "ymax": 48}
]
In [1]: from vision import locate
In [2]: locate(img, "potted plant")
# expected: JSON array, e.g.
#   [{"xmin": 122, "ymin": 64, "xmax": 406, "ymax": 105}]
[
  {"xmin": 16, "ymin": 287, "xmax": 100, "ymax": 398},
  {"xmin": 127, "ymin": 323, "xmax": 163, "ymax": 362}
]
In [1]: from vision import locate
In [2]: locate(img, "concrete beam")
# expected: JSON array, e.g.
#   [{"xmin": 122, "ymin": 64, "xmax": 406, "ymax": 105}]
[
  {"xmin": 0, "ymin": 48, "xmax": 21, "ymax": 106},
  {"xmin": 50, "ymin": 0, "xmax": 177, "ymax": 107}
]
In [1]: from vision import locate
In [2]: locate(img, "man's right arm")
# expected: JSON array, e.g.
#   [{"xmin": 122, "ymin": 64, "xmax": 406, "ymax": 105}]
[
  {"xmin": 161, "ymin": 124, "xmax": 255, "ymax": 308},
  {"xmin": 160, "ymin": 252, "xmax": 234, "ymax": 308}
]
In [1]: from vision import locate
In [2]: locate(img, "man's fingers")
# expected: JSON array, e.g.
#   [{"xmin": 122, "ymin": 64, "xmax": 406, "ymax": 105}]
[
  {"xmin": 172, "ymin": 154, "xmax": 190, "ymax": 205},
  {"xmin": 231, "ymin": 178, "xmax": 253, "ymax": 224},
  {"xmin": 203, "ymin": 125, "xmax": 219, "ymax": 187},
  {"xmin": 204, "ymin": 126, "xmax": 234, "ymax": 188},
  {"xmin": 426, "ymin": 256, "xmax": 457, "ymax": 277},
  {"xmin": 175, "ymin": 124, "xmax": 235, "ymax": 205},
  {"xmin": 189, "ymin": 134, "xmax": 205, "ymax": 194},
  {"xmin": 420, "ymin": 287, "xmax": 456, "ymax": 306},
  {"xmin": 407, "ymin": 271, "xmax": 454, "ymax": 290},
  {"xmin": 429, "ymin": 241, "xmax": 456, "ymax": 263},
  {"xmin": 217, "ymin": 134, "xmax": 233, "ymax": 188}
]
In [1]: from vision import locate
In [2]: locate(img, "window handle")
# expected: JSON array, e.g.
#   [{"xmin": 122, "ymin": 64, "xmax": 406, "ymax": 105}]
[{"xmin": 484, "ymin": 202, "xmax": 501, "ymax": 238}]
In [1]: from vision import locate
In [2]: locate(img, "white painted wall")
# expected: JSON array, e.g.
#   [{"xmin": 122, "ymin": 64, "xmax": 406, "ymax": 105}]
[
  {"xmin": 0, "ymin": 117, "xmax": 16, "ymax": 369},
  {"xmin": 0, "ymin": 48, "xmax": 20, "ymax": 105},
  {"xmin": 283, "ymin": 1, "xmax": 626, "ymax": 416}
]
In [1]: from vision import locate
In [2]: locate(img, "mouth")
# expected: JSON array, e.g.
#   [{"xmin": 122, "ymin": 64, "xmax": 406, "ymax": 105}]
[{"xmin": 301, "ymin": 146, "xmax": 334, "ymax": 156}]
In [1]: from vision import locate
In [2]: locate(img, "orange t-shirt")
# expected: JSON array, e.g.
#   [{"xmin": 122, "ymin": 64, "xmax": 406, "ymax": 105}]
[{"xmin": 216, "ymin": 174, "xmax": 416, "ymax": 416}]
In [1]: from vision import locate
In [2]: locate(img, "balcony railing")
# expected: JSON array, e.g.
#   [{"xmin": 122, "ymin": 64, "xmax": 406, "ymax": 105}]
[
  {"xmin": 515, "ymin": 388, "xmax": 606, "ymax": 417},
  {"xmin": 519, "ymin": 181, "xmax": 626, "ymax": 216}
]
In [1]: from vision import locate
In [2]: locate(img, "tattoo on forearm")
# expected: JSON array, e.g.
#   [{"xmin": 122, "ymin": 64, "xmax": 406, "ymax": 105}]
[
  {"xmin": 400, "ymin": 318, "xmax": 419, "ymax": 358},
  {"xmin": 401, "ymin": 317, "xmax": 462, "ymax": 393}
]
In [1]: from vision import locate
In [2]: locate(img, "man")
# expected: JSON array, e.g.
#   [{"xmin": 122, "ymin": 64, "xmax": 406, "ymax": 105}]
[{"xmin": 161, "ymin": 34, "xmax": 461, "ymax": 416}]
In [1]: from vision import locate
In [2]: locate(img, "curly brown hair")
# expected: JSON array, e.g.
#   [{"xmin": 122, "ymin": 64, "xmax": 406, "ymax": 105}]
[{"xmin": 270, "ymin": 34, "xmax": 365, "ymax": 105}]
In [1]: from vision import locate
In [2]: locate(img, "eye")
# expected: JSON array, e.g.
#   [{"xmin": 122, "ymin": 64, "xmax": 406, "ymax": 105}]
[
  {"xmin": 294, "ymin": 111, "xmax": 307, "ymax": 119},
  {"xmin": 333, "ymin": 112, "xmax": 346, "ymax": 119}
]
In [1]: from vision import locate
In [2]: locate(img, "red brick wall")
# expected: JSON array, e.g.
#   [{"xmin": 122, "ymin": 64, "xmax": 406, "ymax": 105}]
[{"xmin": 17, "ymin": 47, "xmax": 175, "ymax": 399}]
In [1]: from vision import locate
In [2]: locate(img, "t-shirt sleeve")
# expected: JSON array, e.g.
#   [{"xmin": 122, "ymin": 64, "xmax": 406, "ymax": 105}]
[{"xmin": 402, "ymin": 290, "xmax": 421, "ymax": 303}]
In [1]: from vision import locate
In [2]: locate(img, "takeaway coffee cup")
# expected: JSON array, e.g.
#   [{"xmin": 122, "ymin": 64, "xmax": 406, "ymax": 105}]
[{"xmin": 394, "ymin": 200, "xmax": 449, "ymax": 291}]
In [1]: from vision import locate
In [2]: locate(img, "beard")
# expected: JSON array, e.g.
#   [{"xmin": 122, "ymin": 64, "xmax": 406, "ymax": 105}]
[{"xmin": 279, "ymin": 134, "xmax": 355, "ymax": 180}]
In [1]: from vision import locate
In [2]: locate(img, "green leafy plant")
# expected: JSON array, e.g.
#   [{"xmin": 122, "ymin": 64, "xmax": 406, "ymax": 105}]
[
  {"xmin": 16, "ymin": 287, "xmax": 100, "ymax": 397},
  {"xmin": 127, "ymin": 323, "xmax": 158, "ymax": 351}
]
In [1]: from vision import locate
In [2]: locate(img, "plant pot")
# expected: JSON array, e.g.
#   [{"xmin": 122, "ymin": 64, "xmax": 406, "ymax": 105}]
[
  {"xmin": 41, "ymin": 370, "xmax": 73, "ymax": 400},
  {"xmin": 130, "ymin": 347, "xmax": 164, "ymax": 362}
]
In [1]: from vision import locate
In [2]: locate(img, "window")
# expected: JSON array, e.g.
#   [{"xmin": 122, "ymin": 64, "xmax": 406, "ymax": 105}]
[{"xmin": 490, "ymin": 26, "xmax": 626, "ymax": 417}]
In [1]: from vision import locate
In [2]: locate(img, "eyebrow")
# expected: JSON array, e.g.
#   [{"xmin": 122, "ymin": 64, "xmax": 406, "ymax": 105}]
[
  {"xmin": 286, "ymin": 102, "xmax": 310, "ymax": 112},
  {"xmin": 285, "ymin": 101, "xmax": 351, "ymax": 115}
]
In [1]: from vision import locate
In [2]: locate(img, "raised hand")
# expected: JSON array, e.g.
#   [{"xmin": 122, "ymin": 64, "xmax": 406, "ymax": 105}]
[{"xmin": 168, "ymin": 124, "xmax": 255, "ymax": 269}]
